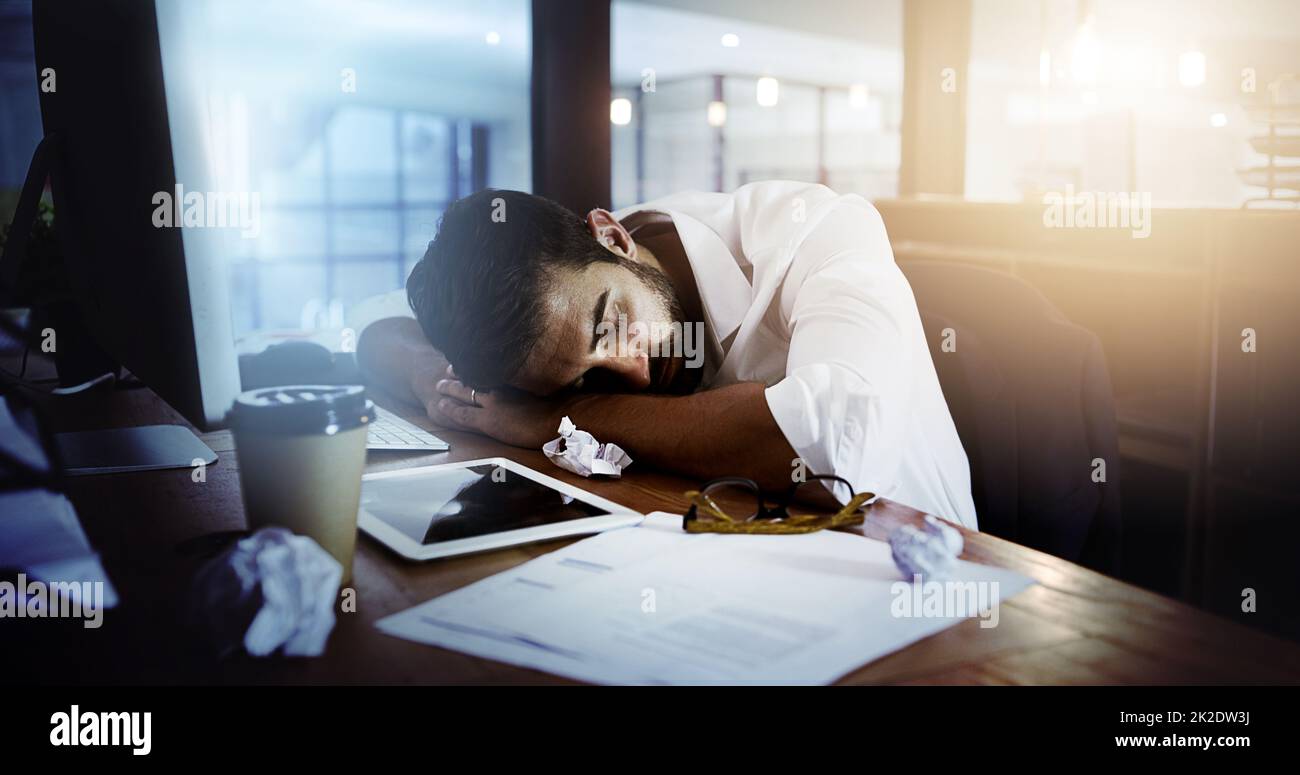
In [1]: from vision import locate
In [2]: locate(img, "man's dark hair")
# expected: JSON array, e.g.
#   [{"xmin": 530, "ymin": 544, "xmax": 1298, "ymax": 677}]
[{"xmin": 406, "ymin": 189, "xmax": 619, "ymax": 389}]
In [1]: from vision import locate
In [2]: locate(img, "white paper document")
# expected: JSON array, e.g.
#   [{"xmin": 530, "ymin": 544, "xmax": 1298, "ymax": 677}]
[{"xmin": 376, "ymin": 512, "xmax": 1035, "ymax": 684}]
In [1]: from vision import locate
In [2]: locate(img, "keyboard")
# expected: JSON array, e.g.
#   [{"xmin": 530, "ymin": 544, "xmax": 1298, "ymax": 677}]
[{"xmin": 366, "ymin": 406, "xmax": 450, "ymax": 452}]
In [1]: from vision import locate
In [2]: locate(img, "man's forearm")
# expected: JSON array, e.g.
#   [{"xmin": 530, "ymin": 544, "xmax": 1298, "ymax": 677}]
[{"xmin": 566, "ymin": 381, "xmax": 799, "ymax": 491}]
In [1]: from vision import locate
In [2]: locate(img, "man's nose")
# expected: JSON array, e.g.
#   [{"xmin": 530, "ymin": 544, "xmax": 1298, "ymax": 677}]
[{"xmin": 602, "ymin": 353, "xmax": 652, "ymax": 390}]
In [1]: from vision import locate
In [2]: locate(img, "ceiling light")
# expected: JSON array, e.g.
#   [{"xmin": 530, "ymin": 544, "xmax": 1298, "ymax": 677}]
[
  {"xmin": 849, "ymin": 84, "xmax": 869, "ymax": 109},
  {"xmin": 609, "ymin": 98, "xmax": 632, "ymax": 126},
  {"xmin": 707, "ymin": 100, "xmax": 727, "ymax": 127},
  {"xmin": 1071, "ymin": 23, "xmax": 1099, "ymax": 84},
  {"xmin": 1179, "ymin": 51, "xmax": 1206, "ymax": 87}
]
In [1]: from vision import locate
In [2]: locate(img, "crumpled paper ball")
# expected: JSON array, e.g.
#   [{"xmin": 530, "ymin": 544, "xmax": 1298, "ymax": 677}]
[
  {"xmin": 190, "ymin": 527, "xmax": 342, "ymax": 658},
  {"xmin": 542, "ymin": 416, "xmax": 633, "ymax": 478},
  {"xmin": 889, "ymin": 515, "xmax": 965, "ymax": 582}
]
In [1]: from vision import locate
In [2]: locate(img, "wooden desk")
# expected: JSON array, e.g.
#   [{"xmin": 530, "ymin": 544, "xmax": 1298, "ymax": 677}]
[{"xmin": 17, "ymin": 383, "xmax": 1300, "ymax": 685}]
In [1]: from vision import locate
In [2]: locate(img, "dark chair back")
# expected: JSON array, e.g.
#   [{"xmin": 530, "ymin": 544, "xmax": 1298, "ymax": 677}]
[{"xmin": 900, "ymin": 260, "xmax": 1122, "ymax": 572}]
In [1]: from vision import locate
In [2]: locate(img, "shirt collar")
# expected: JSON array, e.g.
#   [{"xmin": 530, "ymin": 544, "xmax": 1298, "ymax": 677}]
[{"xmin": 613, "ymin": 206, "xmax": 751, "ymax": 345}]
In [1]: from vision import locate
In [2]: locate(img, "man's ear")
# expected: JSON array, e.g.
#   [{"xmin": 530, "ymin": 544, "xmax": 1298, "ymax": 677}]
[{"xmin": 586, "ymin": 209, "xmax": 637, "ymax": 260}]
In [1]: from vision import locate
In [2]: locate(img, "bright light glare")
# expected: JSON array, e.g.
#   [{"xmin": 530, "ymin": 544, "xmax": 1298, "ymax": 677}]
[
  {"xmin": 1071, "ymin": 24, "xmax": 1099, "ymax": 84},
  {"xmin": 1039, "ymin": 48, "xmax": 1051, "ymax": 87},
  {"xmin": 756, "ymin": 76, "xmax": 779, "ymax": 107},
  {"xmin": 1210, "ymin": 112, "xmax": 1228, "ymax": 128},
  {"xmin": 609, "ymin": 98, "xmax": 632, "ymax": 125},
  {"xmin": 1108, "ymin": 46, "xmax": 1157, "ymax": 87},
  {"xmin": 707, "ymin": 100, "xmax": 727, "ymax": 127},
  {"xmin": 720, "ymin": 33, "xmax": 740, "ymax": 48},
  {"xmin": 1179, "ymin": 50, "xmax": 1206, "ymax": 87},
  {"xmin": 849, "ymin": 83, "xmax": 869, "ymax": 109},
  {"xmin": 484, "ymin": 30, "xmax": 500, "ymax": 45}
]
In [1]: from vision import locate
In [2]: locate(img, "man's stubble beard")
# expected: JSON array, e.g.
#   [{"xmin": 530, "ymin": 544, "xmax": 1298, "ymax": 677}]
[{"xmin": 623, "ymin": 260, "xmax": 703, "ymax": 395}]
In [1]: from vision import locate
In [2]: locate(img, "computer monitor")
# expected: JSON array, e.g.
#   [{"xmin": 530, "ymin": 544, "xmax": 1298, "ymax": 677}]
[{"xmin": 24, "ymin": 0, "xmax": 241, "ymax": 468}]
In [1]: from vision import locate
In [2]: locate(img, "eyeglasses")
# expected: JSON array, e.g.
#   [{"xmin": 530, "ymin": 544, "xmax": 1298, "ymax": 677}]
[{"xmin": 682, "ymin": 475, "xmax": 875, "ymax": 535}]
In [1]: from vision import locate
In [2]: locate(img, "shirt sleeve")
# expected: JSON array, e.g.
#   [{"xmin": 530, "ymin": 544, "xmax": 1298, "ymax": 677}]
[
  {"xmin": 763, "ymin": 201, "xmax": 918, "ymax": 503},
  {"xmin": 347, "ymin": 288, "xmax": 415, "ymax": 341}
]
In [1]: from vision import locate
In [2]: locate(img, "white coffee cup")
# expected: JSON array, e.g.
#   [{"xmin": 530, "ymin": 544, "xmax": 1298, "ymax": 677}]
[{"xmin": 229, "ymin": 385, "xmax": 373, "ymax": 583}]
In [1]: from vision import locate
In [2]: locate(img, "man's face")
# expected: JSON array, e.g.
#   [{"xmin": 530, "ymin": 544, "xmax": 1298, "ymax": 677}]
[{"xmin": 510, "ymin": 259, "xmax": 700, "ymax": 397}]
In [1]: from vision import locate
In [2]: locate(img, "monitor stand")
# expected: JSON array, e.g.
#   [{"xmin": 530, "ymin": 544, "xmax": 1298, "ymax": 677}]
[{"xmin": 55, "ymin": 425, "xmax": 217, "ymax": 476}]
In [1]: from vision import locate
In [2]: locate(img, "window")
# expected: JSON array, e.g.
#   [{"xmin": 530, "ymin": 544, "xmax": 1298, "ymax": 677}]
[
  {"xmin": 181, "ymin": 0, "xmax": 531, "ymax": 337},
  {"xmin": 965, "ymin": 0, "xmax": 1300, "ymax": 206},
  {"xmin": 229, "ymin": 107, "xmax": 492, "ymax": 333},
  {"xmin": 610, "ymin": 0, "xmax": 904, "ymax": 209}
]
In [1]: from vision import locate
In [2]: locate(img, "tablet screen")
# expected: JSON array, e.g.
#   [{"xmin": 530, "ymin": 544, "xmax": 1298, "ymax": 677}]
[{"xmin": 360, "ymin": 464, "xmax": 611, "ymax": 544}]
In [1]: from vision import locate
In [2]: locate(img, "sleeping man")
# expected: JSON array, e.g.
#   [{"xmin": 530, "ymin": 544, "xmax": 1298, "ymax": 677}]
[{"xmin": 356, "ymin": 181, "xmax": 977, "ymax": 527}]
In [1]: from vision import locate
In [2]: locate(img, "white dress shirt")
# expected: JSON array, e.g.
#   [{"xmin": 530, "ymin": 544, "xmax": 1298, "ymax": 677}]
[
  {"xmin": 613, "ymin": 181, "xmax": 977, "ymax": 527},
  {"xmin": 357, "ymin": 181, "xmax": 977, "ymax": 527}
]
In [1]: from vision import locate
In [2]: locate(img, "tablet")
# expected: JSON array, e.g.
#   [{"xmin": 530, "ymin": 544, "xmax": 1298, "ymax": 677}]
[{"xmin": 357, "ymin": 457, "xmax": 643, "ymax": 560}]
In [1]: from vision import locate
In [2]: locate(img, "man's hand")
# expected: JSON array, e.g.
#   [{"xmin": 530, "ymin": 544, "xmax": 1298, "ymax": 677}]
[{"xmin": 427, "ymin": 369, "xmax": 570, "ymax": 448}]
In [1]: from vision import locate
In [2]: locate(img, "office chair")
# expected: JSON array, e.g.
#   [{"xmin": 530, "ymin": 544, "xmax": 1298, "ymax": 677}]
[{"xmin": 900, "ymin": 260, "xmax": 1123, "ymax": 574}]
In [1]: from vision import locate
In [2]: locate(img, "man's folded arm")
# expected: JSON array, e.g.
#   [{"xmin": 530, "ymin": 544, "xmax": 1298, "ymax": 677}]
[
  {"xmin": 566, "ymin": 382, "xmax": 800, "ymax": 492},
  {"xmin": 765, "ymin": 248, "xmax": 916, "ymax": 502},
  {"xmin": 355, "ymin": 316, "xmax": 449, "ymax": 413},
  {"xmin": 355, "ymin": 316, "xmax": 798, "ymax": 488}
]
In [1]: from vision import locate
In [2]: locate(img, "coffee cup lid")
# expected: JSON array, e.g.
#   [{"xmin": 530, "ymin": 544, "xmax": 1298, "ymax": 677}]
[{"xmin": 228, "ymin": 385, "xmax": 373, "ymax": 435}]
